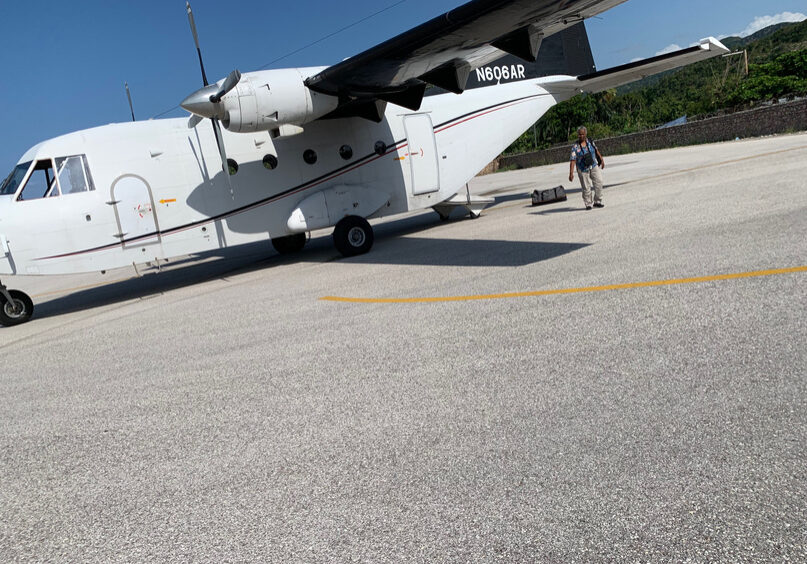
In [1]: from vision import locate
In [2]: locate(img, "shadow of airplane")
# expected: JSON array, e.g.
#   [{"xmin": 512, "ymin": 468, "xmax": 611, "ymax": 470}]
[
  {"xmin": 337, "ymin": 237, "xmax": 588, "ymax": 267},
  {"xmin": 24, "ymin": 205, "xmax": 590, "ymax": 322}
]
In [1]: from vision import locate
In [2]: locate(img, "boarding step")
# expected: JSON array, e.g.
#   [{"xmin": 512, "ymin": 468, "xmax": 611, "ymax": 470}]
[{"xmin": 432, "ymin": 186, "xmax": 494, "ymax": 220}]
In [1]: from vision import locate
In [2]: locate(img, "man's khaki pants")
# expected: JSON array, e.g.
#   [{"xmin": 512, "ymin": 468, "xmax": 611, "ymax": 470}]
[{"xmin": 578, "ymin": 166, "xmax": 603, "ymax": 207}]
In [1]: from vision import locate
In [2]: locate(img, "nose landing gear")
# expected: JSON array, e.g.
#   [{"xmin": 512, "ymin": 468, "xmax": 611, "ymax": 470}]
[{"xmin": 0, "ymin": 281, "xmax": 33, "ymax": 326}]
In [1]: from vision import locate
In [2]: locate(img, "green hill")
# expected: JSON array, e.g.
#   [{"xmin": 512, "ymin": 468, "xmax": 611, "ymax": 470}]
[{"xmin": 505, "ymin": 19, "xmax": 807, "ymax": 155}]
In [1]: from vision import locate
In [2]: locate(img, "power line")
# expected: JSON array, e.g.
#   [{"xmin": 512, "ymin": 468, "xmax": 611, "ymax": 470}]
[
  {"xmin": 151, "ymin": 0, "xmax": 408, "ymax": 119},
  {"xmin": 257, "ymin": 0, "xmax": 407, "ymax": 70}
]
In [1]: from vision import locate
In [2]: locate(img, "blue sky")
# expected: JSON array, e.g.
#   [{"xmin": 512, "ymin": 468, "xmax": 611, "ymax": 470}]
[{"xmin": 0, "ymin": 0, "xmax": 804, "ymax": 173}]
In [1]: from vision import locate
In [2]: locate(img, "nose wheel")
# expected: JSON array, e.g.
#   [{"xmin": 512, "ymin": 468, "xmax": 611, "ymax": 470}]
[{"xmin": 0, "ymin": 282, "xmax": 33, "ymax": 326}]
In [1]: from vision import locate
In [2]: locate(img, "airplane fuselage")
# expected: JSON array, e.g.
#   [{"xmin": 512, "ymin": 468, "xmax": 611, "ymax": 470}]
[{"xmin": 0, "ymin": 75, "xmax": 560, "ymax": 276}]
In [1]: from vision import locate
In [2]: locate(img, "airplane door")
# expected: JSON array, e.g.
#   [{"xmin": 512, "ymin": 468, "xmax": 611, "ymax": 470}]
[
  {"xmin": 111, "ymin": 175, "xmax": 161, "ymax": 248},
  {"xmin": 403, "ymin": 113, "xmax": 440, "ymax": 195}
]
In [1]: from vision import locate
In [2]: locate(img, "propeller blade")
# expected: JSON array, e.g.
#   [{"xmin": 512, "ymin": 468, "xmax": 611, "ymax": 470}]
[
  {"xmin": 185, "ymin": 1, "xmax": 232, "ymax": 193},
  {"xmin": 211, "ymin": 119, "xmax": 233, "ymax": 191},
  {"xmin": 210, "ymin": 69, "xmax": 242, "ymax": 103},
  {"xmin": 186, "ymin": 1, "xmax": 209, "ymax": 86},
  {"xmin": 212, "ymin": 119, "xmax": 234, "ymax": 194}
]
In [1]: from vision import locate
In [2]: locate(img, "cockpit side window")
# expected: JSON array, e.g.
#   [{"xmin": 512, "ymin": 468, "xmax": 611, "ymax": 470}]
[
  {"xmin": 18, "ymin": 159, "xmax": 57, "ymax": 201},
  {"xmin": 0, "ymin": 161, "xmax": 33, "ymax": 196},
  {"xmin": 55, "ymin": 155, "xmax": 95, "ymax": 195}
]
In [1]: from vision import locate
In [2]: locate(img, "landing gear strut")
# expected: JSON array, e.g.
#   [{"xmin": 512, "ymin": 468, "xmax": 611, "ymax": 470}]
[
  {"xmin": 0, "ymin": 280, "xmax": 33, "ymax": 327},
  {"xmin": 333, "ymin": 215, "xmax": 374, "ymax": 257}
]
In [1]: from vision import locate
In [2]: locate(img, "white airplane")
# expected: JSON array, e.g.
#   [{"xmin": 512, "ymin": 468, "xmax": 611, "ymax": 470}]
[{"xmin": 0, "ymin": 0, "xmax": 728, "ymax": 325}]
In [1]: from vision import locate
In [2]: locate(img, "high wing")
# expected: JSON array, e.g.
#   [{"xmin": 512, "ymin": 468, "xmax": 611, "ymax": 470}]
[{"xmin": 305, "ymin": 0, "xmax": 627, "ymax": 112}]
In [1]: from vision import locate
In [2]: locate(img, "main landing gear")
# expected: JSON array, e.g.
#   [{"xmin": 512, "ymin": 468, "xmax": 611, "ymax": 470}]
[
  {"xmin": 0, "ymin": 280, "xmax": 33, "ymax": 327},
  {"xmin": 333, "ymin": 215, "xmax": 374, "ymax": 257}
]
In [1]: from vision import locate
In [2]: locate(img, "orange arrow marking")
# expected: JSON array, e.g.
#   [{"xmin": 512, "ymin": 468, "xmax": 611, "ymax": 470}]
[{"xmin": 159, "ymin": 199, "xmax": 176, "ymax": 204}]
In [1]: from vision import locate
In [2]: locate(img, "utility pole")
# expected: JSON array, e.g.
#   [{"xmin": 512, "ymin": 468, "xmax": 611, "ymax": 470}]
[{"xmin": 722, "ymin": 50, "xmax": 749, "ymax": 76}]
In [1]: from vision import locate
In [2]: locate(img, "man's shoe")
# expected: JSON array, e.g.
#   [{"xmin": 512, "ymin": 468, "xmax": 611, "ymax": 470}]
[
  {"xmin": 585, "ymin": 206, "xmax": 592, "ymax": 210},
  {"xmin": 593, "ymin": 202, "xmax": 604, "ymax": 208}
]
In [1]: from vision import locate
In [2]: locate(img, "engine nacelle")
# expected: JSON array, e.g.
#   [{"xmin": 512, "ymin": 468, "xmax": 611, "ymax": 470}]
[{"xmin": 219, "ymin": 68, "xmax": 339, "ymax": 134}]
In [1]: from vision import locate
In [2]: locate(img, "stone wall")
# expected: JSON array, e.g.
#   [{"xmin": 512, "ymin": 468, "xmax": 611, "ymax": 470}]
[{"xmin": 492, "ymin": 98, "xmax": 807, "ymax": 172}]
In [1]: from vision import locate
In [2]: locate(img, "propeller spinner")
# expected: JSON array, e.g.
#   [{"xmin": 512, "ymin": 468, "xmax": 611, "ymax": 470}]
[{"xmin": 180, "ymin": 69, "xmax": 242, "ymax": 119}]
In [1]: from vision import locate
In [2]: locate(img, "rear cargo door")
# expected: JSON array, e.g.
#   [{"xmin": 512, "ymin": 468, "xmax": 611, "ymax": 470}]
[{"xmin": 404, "ymin": 114, "xmax": 440, "ymax": 196}]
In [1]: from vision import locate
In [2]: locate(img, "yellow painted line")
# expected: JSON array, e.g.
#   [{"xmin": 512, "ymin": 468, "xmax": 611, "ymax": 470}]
[
  {"xmin": 320, "ymin": 266, "xmax": 807, "ymax": 303},
  {"xmin": 159, "ymin": 198, "xmax": 176, "ymax": 204}
]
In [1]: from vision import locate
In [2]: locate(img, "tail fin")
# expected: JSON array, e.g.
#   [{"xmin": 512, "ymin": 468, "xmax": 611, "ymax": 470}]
[{"xmin": 464, "ymin": 23, "xmax": 596, "ymax": 91}]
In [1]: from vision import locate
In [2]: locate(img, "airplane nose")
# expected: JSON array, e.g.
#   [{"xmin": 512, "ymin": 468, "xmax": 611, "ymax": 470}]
[{"xmin": 180, "ymin": 84, "xmax": 224, "ymax": 119}]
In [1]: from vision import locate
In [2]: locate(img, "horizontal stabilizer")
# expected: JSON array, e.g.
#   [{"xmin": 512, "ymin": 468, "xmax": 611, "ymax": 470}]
[{"xmin": 543, "ymin": 37, "xmax": 730, "ymax": 96}]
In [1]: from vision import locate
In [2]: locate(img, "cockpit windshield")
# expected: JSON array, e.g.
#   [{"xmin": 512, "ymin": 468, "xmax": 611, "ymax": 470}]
[
  {"xmin": 0, "ymin": 155, "xmax": 95, "ymax": 200},
  {"xmin": 0, "ymin": 161, "xmax": 32, "ymax": 196}
]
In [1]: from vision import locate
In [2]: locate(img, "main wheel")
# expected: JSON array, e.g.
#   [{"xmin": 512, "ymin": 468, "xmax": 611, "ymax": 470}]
[
  {"xmin": 0, "ymin": 290, "xmax": 34, "ymax": 326},
  {"xmin": 271, "ymin": 232, "xmax": 307, "ymax": 254},
  {"xmin": 333, "ymin": 216, "xmax": 374, "ymax": 257}
]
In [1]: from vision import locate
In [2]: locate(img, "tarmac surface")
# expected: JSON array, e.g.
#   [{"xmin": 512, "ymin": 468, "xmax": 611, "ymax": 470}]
[{"xmin": 1, "ymin": 133, "xmax": 806, "ymax": 562}]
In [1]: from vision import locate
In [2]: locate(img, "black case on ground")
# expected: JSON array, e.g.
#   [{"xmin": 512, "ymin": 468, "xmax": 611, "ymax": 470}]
[{"xmin": 531, "ymin": 186, "xmax": 567, "ymax": 206}]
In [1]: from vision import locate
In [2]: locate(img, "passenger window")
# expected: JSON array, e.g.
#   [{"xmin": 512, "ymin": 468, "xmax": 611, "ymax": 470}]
[
  {"xmin": 18, "ymin": 159, "xmax": 57, "ymax": 201},
  {"xmin": 55, "ymin": 155, "xmax": 95, "ymax": 194}
]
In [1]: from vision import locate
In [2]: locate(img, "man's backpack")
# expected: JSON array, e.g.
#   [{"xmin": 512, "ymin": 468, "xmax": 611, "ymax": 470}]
[{"xmin": 580, "ymin": 142, "xmax": 597, "ymax": 168}]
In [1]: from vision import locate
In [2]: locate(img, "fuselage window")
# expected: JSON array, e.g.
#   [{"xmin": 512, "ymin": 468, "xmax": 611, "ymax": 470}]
[
  {"xmin": 0, "ymin": 161, "xmax": 32, "ymax": 196},
  {"xmin": 18, "ymin": 159, "xmax": 57, "ymax": 201},
  {"xmin": 55, "ymin": 155, "xmax": 95, "ymax": 194}
]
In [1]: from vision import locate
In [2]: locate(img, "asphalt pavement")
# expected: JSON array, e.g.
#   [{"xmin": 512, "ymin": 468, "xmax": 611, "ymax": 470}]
[{"xmin": 1, "ymin": 133, "xmax": 806, "ymax": 562}]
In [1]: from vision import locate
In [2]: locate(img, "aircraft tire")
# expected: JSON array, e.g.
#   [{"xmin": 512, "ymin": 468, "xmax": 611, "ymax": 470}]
[
  {"xmin": 272, "ymin": 233, "xmax": 307, "ymax": 254},
  {"xmin": 0, "ymin": 290, "xmax": 34, "ymax": 327},
  {"xmin": 333, "ymin": 216, "xmax": 374, "ymax": 257}
]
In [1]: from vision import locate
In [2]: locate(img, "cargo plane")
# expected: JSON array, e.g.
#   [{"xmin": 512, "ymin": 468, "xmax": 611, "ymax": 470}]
[{"xmin": 0, "ymin": 0, "xmax": 728, "ymax": 325}]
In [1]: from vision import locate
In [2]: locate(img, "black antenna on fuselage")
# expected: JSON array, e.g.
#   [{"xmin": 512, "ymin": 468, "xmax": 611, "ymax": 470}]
[{"xmin": 125, "ymin": 82, "xmax": 136, "ymax": 121}]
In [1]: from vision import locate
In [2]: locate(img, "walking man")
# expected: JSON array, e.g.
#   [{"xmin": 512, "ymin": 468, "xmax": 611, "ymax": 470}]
[{"xmin": 569, "ymin": 126, "xmax": 605, "ymax": 210}]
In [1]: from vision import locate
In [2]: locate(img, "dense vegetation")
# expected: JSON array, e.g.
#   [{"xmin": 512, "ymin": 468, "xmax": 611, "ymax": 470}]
[{"xmin": 504, "ymin": 20, "xmax": 807, "ymax": 155}]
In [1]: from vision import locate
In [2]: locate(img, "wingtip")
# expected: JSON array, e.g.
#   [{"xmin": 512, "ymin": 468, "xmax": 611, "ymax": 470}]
[{"xmin": 700, "ymin": 36, "xmax": 730, "ymax": 54}]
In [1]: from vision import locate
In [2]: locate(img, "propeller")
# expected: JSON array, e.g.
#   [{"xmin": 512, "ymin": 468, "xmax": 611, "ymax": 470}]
[
  {"xmin": 211, "ymin": 69, "xmax": 242, "ymax": 103},
  {"xmin": 184, "ymin": 1, "xmax": 241, "ymax": 184}
]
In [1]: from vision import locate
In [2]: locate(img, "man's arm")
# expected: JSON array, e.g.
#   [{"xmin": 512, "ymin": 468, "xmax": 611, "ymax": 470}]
[
  {"xmin": 595, "ymin": 147, "xmax": 605, "ymax": 170},
  {"xmin": 569, "ymin": 160, "xmax": 575, "ymax": 182}
]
